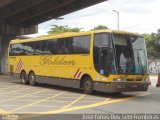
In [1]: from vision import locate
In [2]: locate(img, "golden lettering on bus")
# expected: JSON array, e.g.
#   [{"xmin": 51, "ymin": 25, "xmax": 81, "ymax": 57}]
[{"xmin": 40, "ymin": 56, "xmax": 76, "ymax": 66}]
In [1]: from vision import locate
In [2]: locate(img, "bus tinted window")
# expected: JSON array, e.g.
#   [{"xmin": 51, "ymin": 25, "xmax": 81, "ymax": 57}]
[
  {"xmin": 73, "ymin": 36, "xmax": 91, "ymax": 54},
  {"xmin": 57, "ymin": 39, "xmax": 65, "ymax": 54},
  {"xmin": 57, "ymin": 37, "xmax": 73, "ymax": 54},
  {"xmin": 93, "ymin": 33, "xmax": 110, "ymax": 72},
  {"xmin": 34, "ymin": 41, "xmax": 43, "ymax": 55},
  {"xmin": 11, "ymin": 43, "xmax": 25, "ymax": 56},
  {"xmin": 94, "ymin": 33, "xmax": 110, "ymax": 47},
  {"xmin": 47, "ymin": 40, "xmax": 57, "ymax": 54},
  {"xmin": 65, "ymin": 38, "xmax": 74, "ymax": 54},
  {"xmin": 9, "ymin": 35, "xmax": 91, "ymax": 56},
  {"xmin": 23, "ymin": 42, "xmax": 34, "ymax": 55},
  {"xmin": 40, "ymin": 41, "xmax": 48, "ymax": 54},
  {"xmin": 56, "ymin": 36, "xmax": 90, "ymax": 54}
]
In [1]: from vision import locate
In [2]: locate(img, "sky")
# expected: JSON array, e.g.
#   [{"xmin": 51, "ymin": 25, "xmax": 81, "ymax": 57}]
[{"xmin": 28, "ymin": 0, "xmax": 160, "ymax": 37}]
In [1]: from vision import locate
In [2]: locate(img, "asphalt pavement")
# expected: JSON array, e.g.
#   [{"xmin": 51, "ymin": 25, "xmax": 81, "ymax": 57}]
[{"xmin": 0, "ymin": 75, "xmax": 159, "ymax": 120}]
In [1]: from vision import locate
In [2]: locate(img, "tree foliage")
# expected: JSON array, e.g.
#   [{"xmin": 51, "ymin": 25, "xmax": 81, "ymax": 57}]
[
  {"xmin": 143, "ymin": 29, "xmax": 160, "ymax": 59},
  {"xmin": 92, "ymin": 25, "xmax": 108, "ymax": 30},
  {"xmin": 48, "ymin": 25, "xmax": 82, "ymax": 34}
]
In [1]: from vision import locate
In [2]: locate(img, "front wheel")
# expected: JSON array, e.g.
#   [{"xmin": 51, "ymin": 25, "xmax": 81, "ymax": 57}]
[
  {"xmin": 28, "ymin": 72, "xmax": 36, "ymax": 86},
  {"xmin": 83, "ymin": 76, "xmax": 94, "ymax": 94},
  {"xmin": 112, "ymin": 92, "xmax": 122, "ymax": 95},
  {"xmin": 20, "ymin": 71, "xmax": 28, "ymax": 85}
]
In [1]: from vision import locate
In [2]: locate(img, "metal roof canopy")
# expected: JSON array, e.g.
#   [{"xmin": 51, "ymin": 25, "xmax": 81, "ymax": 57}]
[{"xmin": 0, "ymin": 0, "xmax": 107, "ymax": 27}]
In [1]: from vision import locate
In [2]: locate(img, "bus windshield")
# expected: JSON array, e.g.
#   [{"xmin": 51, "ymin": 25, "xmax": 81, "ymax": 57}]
[
  {"xmin": 131, "ymin": 37, "xmax": 148, "ymax": 74},
  {"xmin": 113, "ymin": 34, "xmax": 148, "ymax": 75}
]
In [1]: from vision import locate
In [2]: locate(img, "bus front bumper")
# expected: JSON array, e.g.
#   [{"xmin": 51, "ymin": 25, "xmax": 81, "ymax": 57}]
[{"xmin": 94, "ymin": 81, "xmax": 149, "ymax": 93}]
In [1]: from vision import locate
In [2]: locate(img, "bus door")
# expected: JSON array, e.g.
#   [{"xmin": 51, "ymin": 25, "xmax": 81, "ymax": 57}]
[{"xmin": 98, "ymin": 47, "xmax": 113, "ymax": 75}]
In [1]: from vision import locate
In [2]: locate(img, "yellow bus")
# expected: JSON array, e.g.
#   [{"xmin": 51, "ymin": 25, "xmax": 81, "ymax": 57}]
[{"xmin": 8, "ymin": 30, "xmax": 150, "ymax": 94}]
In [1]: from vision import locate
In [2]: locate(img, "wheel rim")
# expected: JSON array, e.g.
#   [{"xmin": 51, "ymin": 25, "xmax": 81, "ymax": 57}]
[
  {"xmin": 21, "ymin": 73, "xmax": 26, "ymax": 83},
  {"xmin": 85, "ymin": 81, "xmax": 91, "ymax": 90},
  {"xmin": 22, "ymin": 77, "xmax": 25, "ymax": 83},
  {"xmin": 30, "ymin": 74, "xmax": 35, "ymax": 83}
]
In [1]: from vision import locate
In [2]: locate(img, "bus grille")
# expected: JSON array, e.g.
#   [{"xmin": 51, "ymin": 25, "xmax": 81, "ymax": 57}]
[{"xmin": 126, "ymin": 79, "xmax": 134, "ymax": 81}]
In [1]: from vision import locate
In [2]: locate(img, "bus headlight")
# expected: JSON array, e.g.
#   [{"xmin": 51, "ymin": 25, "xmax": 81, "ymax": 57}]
[
  {"xmin": 142, "ymin": 78, "xmax": 149, "ymax": 81},
  {"xmin": 113, "ymin": 78, "xmax": 124, "ymax": 81},
  {"xmin": 144, "ymin": 78, "xmax": 150, "ymax": 81}
]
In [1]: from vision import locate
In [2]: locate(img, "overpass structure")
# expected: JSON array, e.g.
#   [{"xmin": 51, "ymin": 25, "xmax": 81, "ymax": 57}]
[{"xmin": 0, "ymin": 0, "xmax": 106, "ymax": 74}]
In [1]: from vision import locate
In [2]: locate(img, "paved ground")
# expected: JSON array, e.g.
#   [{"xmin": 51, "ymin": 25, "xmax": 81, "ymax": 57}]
[{"xmin": 0, "ymin": 75, "xmax": 159, "ymax": 120}]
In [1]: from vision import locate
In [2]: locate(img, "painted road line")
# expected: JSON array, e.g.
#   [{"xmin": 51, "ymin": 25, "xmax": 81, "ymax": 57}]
[
  {"xmin": 44, "ymin": 100, "xmax": 104, "ymax": 102},
  {"xmin": 2, "ymin": 100, "xmax": 37, "ymax": 102},
  {"xmin": 0, "ymin": 89, "xmax": 48, "ymax": 103},
  {"xmin": 103, "ymin": 98, "xmax": 111, "ymax": 102},
  {"xmin": 0, "ymin": 88, "xmax": 32, "ymax": 95},
  {"xmin": 39, "ymin": 92, "xmax": 151, "ymax": 114},
  {"xmin": 9, "ymin": 92, "xmax": 65, "ymax": 113},
  {"xmin": 56, "ymin": 96, "xmax": 82, "ymax": 98},
  {"xmin": 62, "ymin": 94, "xmax": 86, "ymax": 109},
  {"xmin": 0, "ymin": 109, "xmax": 8, "ymax": 114},
  {"xmin": 0, "ymin": 105, "xmax": 22, "ymax": 107},
  {"xmin": 69, "ymin": 98, "xmax": 110, "ymax": 107},
  {"xmin": 0, "ymin": 105, "xmax": 63, "ymax": 107},
  {"xmin": 13, "ymin": 92, "xmax": 151, "ymax": 120},
  {"xmin": 0, "ymin": 85, "xmax": 24, "ymax": 90}
]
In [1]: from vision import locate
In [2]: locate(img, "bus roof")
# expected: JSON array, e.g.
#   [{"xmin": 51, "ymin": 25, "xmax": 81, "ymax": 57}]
[{"xmin": 10, "ymin": 29, "xmax": 142, "ymax": 44}]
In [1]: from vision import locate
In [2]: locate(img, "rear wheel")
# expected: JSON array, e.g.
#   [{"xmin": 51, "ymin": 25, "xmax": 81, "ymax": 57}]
[
  {"xmin": 28, "ymin": 72, "xmax": 36, "ymax": 86},
  {"xmin": 83, "ymin": 76, "xmax": 94, "ymax": 94},
  {"xmin": 20, "ymin": 71, "xmax": 28, "ymax": 85}
]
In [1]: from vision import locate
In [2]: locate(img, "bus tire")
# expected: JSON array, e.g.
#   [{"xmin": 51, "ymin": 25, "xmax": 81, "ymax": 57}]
[
  {"xmin": 112, "ymin": 92, "xmax": 122, "ymax": 95},
  {"xmin": 82, "ymin": 76, "xmax": 94, "ymax": 95},
  {"xmin": 20, "ymin": 71, "xmax": 28, "ymax": 85},
  {"xmin": 28, "ymin": 72, "xmax": 36, "ymax": 86}
]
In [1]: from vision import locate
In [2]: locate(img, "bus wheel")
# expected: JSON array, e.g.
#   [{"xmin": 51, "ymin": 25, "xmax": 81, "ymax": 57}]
[
  {"xmin": 112, "ymin": 92, "xmax": 122, "ymax": 95},
  {"xmin": 83, "ymin": 76, "xmax": 94, "ymax": 94},
  {"xmin": 28, "ymin": 72, "xmax": 36, "ymax": 86},
  {"xmin": 20, "ymin": 71, "xmax": 28, "ymax": 85}
]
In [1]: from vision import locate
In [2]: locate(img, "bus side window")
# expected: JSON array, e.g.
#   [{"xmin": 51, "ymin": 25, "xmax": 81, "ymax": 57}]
[
  {"xmin": 73, "ymin": 36, "xmax": 91, "ymax": 54},
  {"xmin": 41, "ymin": 41, "xmax": 48, "ymax": 54},
  {"xmin": 12, "ymin": 44, "xmax": 19, "ymax": 56},
  {"xmin": 57, "ymin": 39, "xmax": 65, "ymax": 54},
  {"xmin": 47, "ymin": 40, "xmax": 57, "ymax": 54},
  {"xmin": 57, "ymin": 38, "xmax": 73, "ymax": 54},
  {"xmin": 23, "ymin": 42, "xmax": 34, "ymax": 55},
  {"xmin": 13, "ymin": 43, "xmax": 24, "ymax": 56},
  {"xmin": 34, "ymin": 41, "xmax": 41, "ymax": 55},
  {"xmin": 93, "ymin": 33, "xmax": 111, "ymax": 75},
  {"xmin": 64, "ymin": 37, "xmax": 73, "ymax": 54}
]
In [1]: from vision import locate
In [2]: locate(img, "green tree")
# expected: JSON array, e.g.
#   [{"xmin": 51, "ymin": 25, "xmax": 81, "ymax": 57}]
[
  {"xmin": 93, "ymin": 25, "xmax": 108, "ymax": 30},
  {"xmin": 144, "ymin": 33, "xmax": 156, "ymax": 58},
  {"xmin": 143, "ymin": 30, "xmax": 160, "ymax": 59},
  {"xmin": 48, "ymin": 25, "xmax": 82, "ymax": 34}
]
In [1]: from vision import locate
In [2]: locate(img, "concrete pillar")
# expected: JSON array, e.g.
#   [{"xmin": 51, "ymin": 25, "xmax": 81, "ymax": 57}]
[
  {"xmin": 0, "ymin": 36, "xmax": 2, "ymax": 74},
  {"xmin": 0, "ymin": 23, "xmax": 38, "ymax": 74},
  {"xmin": 0, "ymin": 35, "xmax": 13, "ymax": 74}
]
